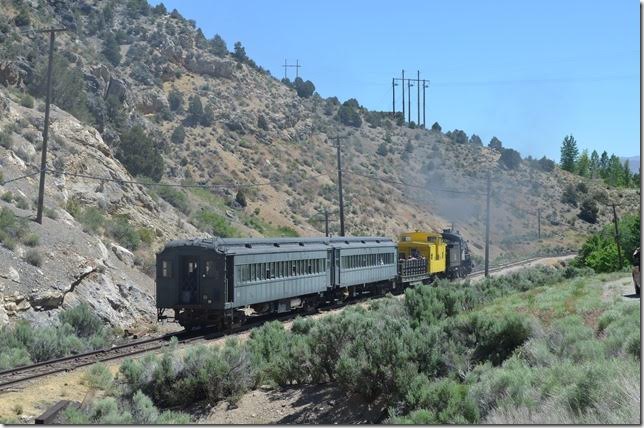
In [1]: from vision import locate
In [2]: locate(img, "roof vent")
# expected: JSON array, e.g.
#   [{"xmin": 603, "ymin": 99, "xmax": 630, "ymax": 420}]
[
  {"xmin": 345, "ymin": 241, "xmax": 349, "ymax": 245},
  {"xmin": 361, "ymin": 240, "xmax": 366, "ymax": 244},
  {"xmin": 245, "ymin": 243, "xmax": 252, "ymax": 248},
  {"xmin": 376, "ymin": 240, "xmax": 380, "ymax": 243},
  {"xmin": 273, "ymin": 243, "xmax": 280, "ymax": 247},
  {"xmin": 299, "ymin": 242, "xmax": 304, "ymax": 246}
]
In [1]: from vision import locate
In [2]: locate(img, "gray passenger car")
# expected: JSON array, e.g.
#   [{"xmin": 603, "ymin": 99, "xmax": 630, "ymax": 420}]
[{"xmin": 156, "ymin": 236, "xmax": 397, "ymax": 327}]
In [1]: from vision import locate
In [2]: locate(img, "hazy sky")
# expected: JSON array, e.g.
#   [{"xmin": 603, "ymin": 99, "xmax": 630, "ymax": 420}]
[{"xmin": 149, "ymin": 0, "xmax": 639, "ymax": 160}]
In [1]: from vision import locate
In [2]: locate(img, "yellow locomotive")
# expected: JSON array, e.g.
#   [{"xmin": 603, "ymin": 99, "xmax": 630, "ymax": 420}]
[{"xmin": 397, "ymin": 228, "xmax": 472, "ymax": 281}]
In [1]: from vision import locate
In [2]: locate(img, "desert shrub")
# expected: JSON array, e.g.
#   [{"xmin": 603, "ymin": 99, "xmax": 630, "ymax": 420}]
[
  {"xmin": 23, "ymin": 233, "xmax": 39, "ymax": 247},
  {"xmin": 193, "ymin": 209, "xmax": 237, "ymax": 237},
  {"xmin": 336, "ymin": 103, "xmax": 362, "ymax": 127},
  {"xmin": 235, "ymin": 190, "xmax": 247, "ymax": 207},
  {"xmin": 578, "ymin": 198, "xmax": 598, "ymax": 223},
  {"xmin": 20, "ymin": 93, "xmax": 34, "ymax": 108},
  {"xmin": 451, "ymin": 311, "xmax": 532, "ymax": 366},
  {"xmin": 167, "ymin": 89, "xmax": 183, "ymax": 112},
  {"xmin": 0, "ymin": 207, "xmax": 29, "ymax": 248},
  {"xmin": 78, "ymin": 206, "xmax": 106, "ymax": 233},
  {"xmin": 0, "ymin": 347, "xmax": 32, "ymax": 370},
  {"xmin": 106, "ymin": 216, "xmax": 141, "ymax": 250},
  {"xmin": 0, "ymin": 128, "xmax": 13, "ymax": 149},
  {"xmin": 561, "ymin": 184, "xmax": 578, "ymax": 206},
  {"xmin": 27, "ymin": 323, "xmax": 84, "ymax": 361},
  {"xmin": 25, "ymin": 248, "xmax": 43, "ymax": 266},
  {"xmin": 1, "ymin": 191, "xmax": 11, "ymax": 202},
  {"xmin": 334, "ymin": 315, "xmax": 416, "ymax": 401},
  {"xmin": 137, "ymin": 228, "xmax": 155, "ymax": 246},
  {"xmin": 249, "ymin": 321, "xmax": 312, "ymax": 386},
  {"xmin": 401, "ymin": 375, "xmax": 479, "ymax": 423},
  {"xmin": 157, "ymin": 186, "xmax": 190, "ymax": 214},
  {"xmin": 83, "ymin": 363, "xmax": 114, "ymax": 390},
  {"xmin": 119, "ymin": 339, "xmax": 254, "ymax": 408},
  {"xmin": 14, "ymin": 194, "xmax": 29, "ymax": 210},
  {"xmin": 59, "ymin": 304, "xmax": 105, "ymax": 338}
]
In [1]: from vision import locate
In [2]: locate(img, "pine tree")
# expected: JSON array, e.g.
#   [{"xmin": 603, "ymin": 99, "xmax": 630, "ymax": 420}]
[
  {"xmin": 232, "ymin": 42, "xmax": 248, "ymax": 62},
  {"xmin": 187, "ymin": 95, "xmax": 203, "ymax": 126},
  {"xmin": 576, "ymin": 149, "xmax": 590, "ymax": 177},
  {"xmin": 210, "ymin": 34, "xmax": 228, "ymax": 57},
  {"xmin": 606, "ymin": 154, "xmax": 623, "ymax": 186},
  {"xmin": 469, "ymin": 134, "xmax": 483, "ymax": 146},
  {"xmin": 431, "ymin": 122, "xmax": 442, "ymax": 132},
  {"xmin": 589, "ymin": 150, "xmax": 599, "ymax": 178},
  {"xmin": 102, "ymin": 32, "xmax": 121, "ymax": 66},
  {"xmin": 599, "ymin": 151, "xmax": 609, "ymax": 177},
  {"xmin": 623, "ymin": 160, "xmax": 631, "ymax": 187},
  {"xmin": 559, "ymin": 134, "xmax": 578, "ymax": 172}
]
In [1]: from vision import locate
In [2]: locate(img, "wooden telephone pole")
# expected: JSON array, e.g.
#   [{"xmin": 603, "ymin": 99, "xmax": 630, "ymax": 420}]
[{"xmin": 35, "ymin": 27, "xmax": 67, "ymax": 224}]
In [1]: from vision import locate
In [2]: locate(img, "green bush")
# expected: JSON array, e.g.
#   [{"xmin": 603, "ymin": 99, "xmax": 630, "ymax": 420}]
[
  {"xmin": 20, "ymin": 93, "xmax": 34, "ymax": 108},
  {"xmin": 78, "ymin": 207, "xmax": 106, "ymax": 234},
  {"xmin": 193, "ymin": 209, "xmax": 237, "ymax": 237},
  {"xmin": 25, "ymin": 248, "xmax": 43, "ymax": 266},
  {"xmin": 23, "ymin": 233, "xmax": 39, "ymax": 247},
  {"xmin": 44, "ymin": 207, "xmax": 58, "ymax": 219},
  {"xmin": 401, "ymin": 375, "xmax": 479, "ymax": 423},
  {"xmin": 107, "ymin": 216, "xmax": 141, "ymax": 250},
  {"xmin": 83, "ymin": 363, "xmax": 113, "ymax": 390},
  {"xmin": 116, "ymin": 126, "xmax": 164, "ymax": 182},
  {"xmin": 0, "ymin": 129, "xmax": 13, "ymax": 149},
  {"xmin": 120, "ymin": 339, "xmax": 254, "ymax": 408},
  {"xmin": 0, "ymin": 207, "xmax": 29, "ymax": 248},
  {"xmin": 157, "ymin": 186, "xmax": 190, "ymax": 214},
  {"xmin": 59, "ymin": 304, "xmax": 105, "ymax": 338}
]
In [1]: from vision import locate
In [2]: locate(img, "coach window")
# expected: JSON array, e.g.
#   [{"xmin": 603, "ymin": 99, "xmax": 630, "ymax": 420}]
[
  {"xmin": 205, "ymin": 261, "xmax": 215, "ymax": 278},
  {"xmin": 161, "ymin": 260, "xmax": 172, "ymax": 278}
]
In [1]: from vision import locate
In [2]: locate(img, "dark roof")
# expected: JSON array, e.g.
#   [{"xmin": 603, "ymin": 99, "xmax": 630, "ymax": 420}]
[{"xmin": 162, "ymin": 236, "xmax": 395, "ymax": 255}]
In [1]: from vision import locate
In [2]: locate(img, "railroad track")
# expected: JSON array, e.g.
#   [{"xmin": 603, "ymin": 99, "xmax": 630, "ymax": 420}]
[
  {"xmin": 0, "ymin": 253, "xmax": 575, "ymax": 392},
  {"xmin": 470, "ymin": 253, "xmax": 577, "ymax": 277}
]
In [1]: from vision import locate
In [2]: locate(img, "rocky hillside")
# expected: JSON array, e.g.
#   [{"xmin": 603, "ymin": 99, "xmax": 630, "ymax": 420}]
[{"xmin": 0, "ymin": 0, "xmax": 638, "ymax": 328}]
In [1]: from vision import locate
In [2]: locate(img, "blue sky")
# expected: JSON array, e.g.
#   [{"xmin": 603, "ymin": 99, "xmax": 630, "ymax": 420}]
[{"xmin": 149, "ymin": 0, "xmax": 639, "ymax": 160}]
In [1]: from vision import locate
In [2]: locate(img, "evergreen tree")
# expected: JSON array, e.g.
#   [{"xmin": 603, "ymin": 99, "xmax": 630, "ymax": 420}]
[
  {"xmin": 187, "ymin": 95, "xmax": 203, "ymax": 126},
  {"xmin": 171, "ymin": 126, "xmax": 185, "ymax": 144},
  {"xmin": 469, "ymin": 134, "xmax": 483, "ymax": 146},
  {"xmin": 623, "ymin": 160, "xmax": 631, "ymax": 187},
  {"xmin": 102, "ymin": 32, "xmax": 121, "ymax": 66},
  {"xmin": 576, "ymin": 149, "xmax": 590, "ymax": 177},
  {"xmin": 499, "ymin": 148, "xmax": 522, "ymax": 170},
  {"xmin": 606, "ymin": 154, "xmax": 623, "ymax": 186},
  {"xmin": 210, "ymin": 34, "xmax": 228, "ymax": 57},
  {"xmin": 488, "ymin": 136, "xmax": 503, "ymax": 151},
  {"xmin": 293, "ymin": 77, "xmax": 315, "ymax": 98},
  {"xmin": 117, "ymin": 126, "xmax": 164, "ymax": 181},
  {"xmin": 167, "ymin": 89, "xmax": 183, "ymax": 112},
  {"xmin": 232, "ymin": 42, "xmax": 248, "ymax": 62},
  {"xmin": 589, "ymin": 150, "xmax": 599, "ymax": 178},
  {"xmin": 599, "ymin": 151, "xmax": 609, "ymax": 177},
  {"xmin": 559, "ymin": 134, "xmax": 578, "ymax": 172},
  {"xmin": 431, "ymin": 122, "xmax": 442, "ymax": 132},
  {"xmin": 200, "ymin": 105, "xmax": 214, "ymax": 126}
]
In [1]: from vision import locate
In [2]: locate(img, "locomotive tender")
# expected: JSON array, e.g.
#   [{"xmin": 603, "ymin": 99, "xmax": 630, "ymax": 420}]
[{"xmin": 156, "ymin": 229, "xmax": 472, "ymax": 328}]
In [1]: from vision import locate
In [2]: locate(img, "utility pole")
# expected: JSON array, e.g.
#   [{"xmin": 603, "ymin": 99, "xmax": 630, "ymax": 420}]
[
  {"xmin": 324, "ymin": 208, "xmax": 329, "ymax": 237},
  {"xmin": 537, "ymin": 208, "xmax": 541, "ymax": 239},
  {"xmin": 401, "ymin": 69, "xmax": 405, "ymax": 124},
  {"xmin": 392, "ymin": 78, "xmax": 396, "ymax": 117},
  {"xmin": 407, "ymin": 79, "xmax": 413, "ymax": 124},
  {"xmin": 330, "ymin": 136, "xmax": 348, "ymax": 236},
  {"xmin": 36, "ymin": 27, "xmax": 67, "ymax": 225},
  {"xmin": 484, "ymin": 172, "xmax": 491, "ymax": 277},
  {"xmin": 281, "ymin": 59, "xmax": 302, "ymax": 80},
  {"xmin": 417, "ymin": 70, "xmax": 420, "ymax": 126},
  {"xmin": 422, "ymin": 80, "xmax": 429, "ymax": 128},
  {"xmin": 611, "ymin": 203, "xmax": 623, "ymax": 268}
]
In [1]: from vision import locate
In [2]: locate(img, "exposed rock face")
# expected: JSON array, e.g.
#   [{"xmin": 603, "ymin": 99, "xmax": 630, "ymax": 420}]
[
  {"xmin": 0, "ymin": 93, "xmax": 200, "ymax": 329},
  {"xmin": 135, "ymin": 88, "xmax": 170, "ymax": 115},
  {"xmin": 105, "ymin": 77, "xmax": 128, "ymax": 102},
  {"xmin": 185, "ymin": 54, "xmax": 235, "ymax": 78}
]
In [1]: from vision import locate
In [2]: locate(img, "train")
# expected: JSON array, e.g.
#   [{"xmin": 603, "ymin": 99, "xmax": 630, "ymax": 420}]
[{"xmin": 156, "ymin": 228, "xmax": 472, "ymax": 328}]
